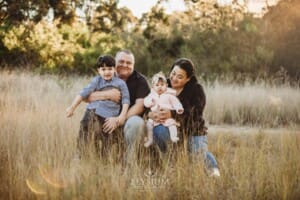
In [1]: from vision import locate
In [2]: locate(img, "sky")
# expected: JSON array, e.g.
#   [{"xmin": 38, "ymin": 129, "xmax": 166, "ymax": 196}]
[
  {"xmin": 118, "ymin": 0, "xmax": 279, "ymax": 18},
  {"xmin": 118, "ymin": 0, "xmax": 186, "ymax": 18}
]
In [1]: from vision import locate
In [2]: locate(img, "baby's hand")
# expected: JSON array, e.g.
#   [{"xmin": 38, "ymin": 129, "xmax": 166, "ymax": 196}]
[
  {"xmin": 149, "ymin": 99, "xmax": 156, "ymax": 107},
  {"xmin": 66, "ymin": 106, "xmax": 74, "ymax": 118},
  {"xmin": 177, "ymin": 108, "xmax": 184, "ymax": 114}
]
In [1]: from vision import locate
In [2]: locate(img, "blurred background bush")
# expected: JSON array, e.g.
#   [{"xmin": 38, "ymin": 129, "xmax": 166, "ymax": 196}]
[{"xmin": 0, "ymin": 0, "xmax": 299, "ymax": 83}]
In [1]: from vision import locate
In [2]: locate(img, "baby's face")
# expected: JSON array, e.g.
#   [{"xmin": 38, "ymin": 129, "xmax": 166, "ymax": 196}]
[{"xmin": 153, "ymin": 80, "xmax": 167, "ymax": 95}]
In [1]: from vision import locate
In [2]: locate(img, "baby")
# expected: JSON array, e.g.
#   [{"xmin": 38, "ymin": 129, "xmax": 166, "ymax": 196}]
[{"xmin": 144, "ymin": 72, "xmax": 183, "ymax": 147}]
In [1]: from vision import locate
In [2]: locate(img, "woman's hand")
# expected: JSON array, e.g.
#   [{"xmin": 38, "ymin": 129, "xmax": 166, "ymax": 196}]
[
  {"xmin": 149, "ymin": 108, "xmax": 172, "ymax": 123},
  {"xmin": 158, "ymin": 108, "xmax": 172, "ymax": 122}
]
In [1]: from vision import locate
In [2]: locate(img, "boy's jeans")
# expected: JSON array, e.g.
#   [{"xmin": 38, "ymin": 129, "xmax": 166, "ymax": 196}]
[
  {"xmin": 153, "ymin": 125, "xmax": 218, "ymax": 169},
  {"xmin": 77, "ymin": 109, "xmax": 122, "ymax": 157},
  {"xmin": 78, "ymin": 112, "xmax": 145, "ymax": 161}
]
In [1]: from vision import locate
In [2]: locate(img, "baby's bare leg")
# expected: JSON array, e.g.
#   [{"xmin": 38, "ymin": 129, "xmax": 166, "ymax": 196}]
[
  {"xmin": 144, "ymin": 120, "xmax": 154, "ymax": 147},
  {"xmin": 169, "ymin": 125, "xmax": 179, "ymax": 142}
]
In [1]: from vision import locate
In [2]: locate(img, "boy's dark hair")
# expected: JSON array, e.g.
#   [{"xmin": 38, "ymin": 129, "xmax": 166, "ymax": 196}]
[{"xmin": 96, "ymin": 55, "xmax": 115, "ymax": 68}]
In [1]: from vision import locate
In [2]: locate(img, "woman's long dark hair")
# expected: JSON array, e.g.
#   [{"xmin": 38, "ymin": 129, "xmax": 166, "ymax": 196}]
[{"xmin": 170, "ymin": 58, "xmax": 198, "ymax": 85}]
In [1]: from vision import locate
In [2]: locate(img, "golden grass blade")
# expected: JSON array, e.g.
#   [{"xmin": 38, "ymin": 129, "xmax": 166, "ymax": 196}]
[
  {"xmin": 38, "ymin": 166, "xmax": 67, "ymax": 189},
  {"xmin": 25, "ymin": 179, "xmax": 46, "ymax": 195}
]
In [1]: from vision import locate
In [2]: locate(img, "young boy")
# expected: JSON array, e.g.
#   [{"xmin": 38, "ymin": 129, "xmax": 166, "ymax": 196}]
[
  {"xmin": 144, "ymin": 72, "xmax": 184, "ymax": 147},
  {"xmin": 66, "ymin": 55, "xmax": 130, "ymax": 157}
]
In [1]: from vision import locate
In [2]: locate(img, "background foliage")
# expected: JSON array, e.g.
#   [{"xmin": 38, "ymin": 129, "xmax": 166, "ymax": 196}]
[{"xmin": 0, "ymin": 0, "xmax": 299, "ymax": 81}]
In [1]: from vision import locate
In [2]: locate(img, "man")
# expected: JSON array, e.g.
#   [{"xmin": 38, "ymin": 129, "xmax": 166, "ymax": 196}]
[{"xmin": 87, "ymin": 49, "xmax": 150, "ymax": 162}]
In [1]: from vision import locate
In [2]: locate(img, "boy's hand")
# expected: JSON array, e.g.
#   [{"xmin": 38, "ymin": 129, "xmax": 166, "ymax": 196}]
[{"xmin": 66, "ymin": 106, "xmax": 74, "ymax": 118}]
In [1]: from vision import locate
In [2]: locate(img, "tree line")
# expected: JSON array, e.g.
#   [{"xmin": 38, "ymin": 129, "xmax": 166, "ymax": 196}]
[{"xmin": 0, "ymin": 0, "xmax": 299, "ymax": 82}]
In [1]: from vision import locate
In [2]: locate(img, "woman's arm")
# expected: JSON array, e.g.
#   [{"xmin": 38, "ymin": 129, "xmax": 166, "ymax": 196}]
[
  {"xmin": 192, "ymin": 83, "xmax": 206, "ymax": 117},
  {"xmin": 188, "ymin": 83, "xmax": 207, "ymax": 134}
]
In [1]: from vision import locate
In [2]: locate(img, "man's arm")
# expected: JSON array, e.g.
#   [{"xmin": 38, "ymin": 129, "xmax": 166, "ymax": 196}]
[
  {"xmin": 126, "ymin": 98, "xmax": 145, "ymax": 119},
  {"xmin": 85, "ymin": 88, "xmax": 121, "ymax": 103}
]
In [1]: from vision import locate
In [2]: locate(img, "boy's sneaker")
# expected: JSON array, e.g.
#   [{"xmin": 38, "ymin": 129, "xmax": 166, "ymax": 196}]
[
  {"xmin": 209, "ymin": 168, "xmax": 220, "ymax": 177},
  {"xmin": 71, "ymin": 153, "xmax": 81, "ymax": 164}
]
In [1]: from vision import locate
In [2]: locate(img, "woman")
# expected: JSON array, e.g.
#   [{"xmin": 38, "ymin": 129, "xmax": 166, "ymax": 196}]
[{"xmin": 150, "ymin": 58, "xmax": 220, "ymax": 177}]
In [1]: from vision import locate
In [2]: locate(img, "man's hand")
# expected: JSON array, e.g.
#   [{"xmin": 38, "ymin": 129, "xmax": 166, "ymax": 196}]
[
  {"xmin": 106, "ymin": 88, "xmax": 121, "ymax": 102},
  {"xmin": 103, "ymin": 117, "xmax": 119, "ymax": 134},
  {"xmin": 86, "ymin": 88, "xmax": 121, "ymax": 103}
]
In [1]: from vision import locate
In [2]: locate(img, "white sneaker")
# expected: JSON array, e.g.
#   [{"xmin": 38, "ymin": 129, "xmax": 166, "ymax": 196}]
[
  {"xmin": 144, "ymin": 139, "xmax": 153, "ymax": 148},
  {"xmin": 71, "ymin": 153, "xmax": 81, "ymax": 164},
  {"xmin": 209, "ymin": 168, "xmax": 220, "ymax": 177}
]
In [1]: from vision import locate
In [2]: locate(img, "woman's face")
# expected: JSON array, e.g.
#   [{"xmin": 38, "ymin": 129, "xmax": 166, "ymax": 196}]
[{"xmin": 169, "ymin": 65, "xmax": 191, "ymax": 90}]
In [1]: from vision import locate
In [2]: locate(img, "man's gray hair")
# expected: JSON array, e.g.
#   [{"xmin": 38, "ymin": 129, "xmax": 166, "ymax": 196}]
[{"xmin": 115, "ymin": 49, "xmax": 135, "ymax": 62}]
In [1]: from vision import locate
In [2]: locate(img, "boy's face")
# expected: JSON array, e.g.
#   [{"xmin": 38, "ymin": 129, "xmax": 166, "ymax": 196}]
[
  {"xmin": 98, "ymin": 66, "xmax": 115, "ymax": 81},
  {"xmin": 153, "ymin": 80, "xmax": 167, "ymax": 95}
]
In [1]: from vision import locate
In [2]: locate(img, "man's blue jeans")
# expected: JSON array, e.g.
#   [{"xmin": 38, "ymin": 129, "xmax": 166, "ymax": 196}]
[
  {"xmin": 153, "ymin": 125, "xmax": 218, "ymax": 169},
  {"xmin": 123, "ymin": 115, "xmax": 145, "ymax": 163}
]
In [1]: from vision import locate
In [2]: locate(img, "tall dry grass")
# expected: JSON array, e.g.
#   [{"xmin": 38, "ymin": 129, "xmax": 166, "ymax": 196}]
[
  {"xmin": 0, "ymin": 70, "xmax": 299, "ymax": 199},
  {"xmin": 205, "ymin": 79, "xmax": 300, "ymax": 127}
]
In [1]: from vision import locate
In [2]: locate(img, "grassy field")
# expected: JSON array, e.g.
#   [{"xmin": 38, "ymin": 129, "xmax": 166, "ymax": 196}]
[{"xmin": 0, "ymin": 71, "xmax": 299, "ymax": 199}]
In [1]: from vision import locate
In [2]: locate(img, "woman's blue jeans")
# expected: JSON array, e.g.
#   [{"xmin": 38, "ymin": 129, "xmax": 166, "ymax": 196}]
[{"xmin": 153, "ymin": 125, "xmax": 218, "ymax": 169}]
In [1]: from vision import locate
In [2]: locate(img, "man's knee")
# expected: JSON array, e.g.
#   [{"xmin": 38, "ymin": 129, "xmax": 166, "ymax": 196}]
[{"xmin": 124, "ymin": 115, "xmax": 145, "ymax": 145}]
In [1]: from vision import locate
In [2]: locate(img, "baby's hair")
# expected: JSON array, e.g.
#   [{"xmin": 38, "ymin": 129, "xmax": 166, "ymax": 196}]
[
  {"xmin": 151, "ymin": 72, "xmax": 167, "ymax": 85},
  {"xmin": 96, "ymin": 55, "xmax": 115, "ymax": 68}
]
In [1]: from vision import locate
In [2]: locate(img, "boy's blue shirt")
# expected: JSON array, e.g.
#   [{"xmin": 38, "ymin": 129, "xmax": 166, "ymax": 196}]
[{"xmin": 79, "ymin": 76, "xmax": 130, "ymax": 118}]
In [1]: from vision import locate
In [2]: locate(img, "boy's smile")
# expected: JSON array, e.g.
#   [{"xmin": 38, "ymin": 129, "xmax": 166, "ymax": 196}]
[{"xmin": 98, "ymin": 66, "xmax": 115, "ymax": 81}]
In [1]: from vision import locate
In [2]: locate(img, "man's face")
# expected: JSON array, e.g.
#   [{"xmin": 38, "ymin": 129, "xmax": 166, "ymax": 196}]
[{"xmin": 115, "ymin": 52, "xmax": 134, "ymax": 80}]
